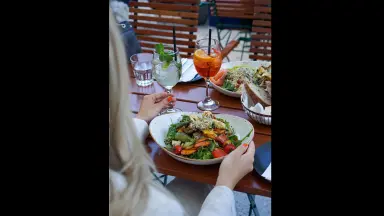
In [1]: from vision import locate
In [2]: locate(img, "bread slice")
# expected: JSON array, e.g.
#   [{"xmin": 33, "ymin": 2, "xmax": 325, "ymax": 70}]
[{"xmin": 244, "ymin": 82, "xmax": 271, "ymax": 107}]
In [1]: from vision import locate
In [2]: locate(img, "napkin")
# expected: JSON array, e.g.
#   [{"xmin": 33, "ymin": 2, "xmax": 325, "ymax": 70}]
[
  {"xmin": 242, "ymin": 91, "xmax": 271, "ymax": 125},
  {"xmin": 254, "ymin": 141, "xmax": 271, "ymax": 182},
  {"xmin": 262, "ymin": 163, "xmax": 271, "ymax": 181},
  {"xmin": 179, "ymin": 58, "xmax": 202, "ymax": 82}
]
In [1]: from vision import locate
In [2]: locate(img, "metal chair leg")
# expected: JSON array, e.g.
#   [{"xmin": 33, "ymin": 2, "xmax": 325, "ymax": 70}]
[
  {"xmin": 240, "ymin": 32, "xmax": 249, "ymax": 61},
  {"xmin": 217, "ymin": 29, "xmax": 224, "ymax": 49},
  {"xmin": 225, "ymin": 30, "xmax": 232, "ymax": 47},
  {"xmin": 247, "ymin": 194, "xmax": 261, "ymax": 216},
  {"xmin": 152, "ymin": 173, "xmax": 168, "ymax": 185},
  {"xmin": 241, "ymin": 41, "xmax": 245, "ymax": 61},
  {"xmin": 152, "ymin": 172, "xmax": 163, "ymax": 184}
]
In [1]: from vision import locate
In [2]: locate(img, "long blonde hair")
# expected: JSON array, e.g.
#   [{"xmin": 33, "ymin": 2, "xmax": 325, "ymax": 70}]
[{"xmin": 109, "ymin": 8, "xmax": 157, "ymax": 215}]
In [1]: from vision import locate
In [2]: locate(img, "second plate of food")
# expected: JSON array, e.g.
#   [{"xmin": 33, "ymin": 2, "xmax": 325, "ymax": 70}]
[
  {"xmin": 210, "ymin": 61, "xmax": 271, "ymax": 98},
  {"xmin": 149, "ymin": 111, "xmax": 254, "ymax": 165}
]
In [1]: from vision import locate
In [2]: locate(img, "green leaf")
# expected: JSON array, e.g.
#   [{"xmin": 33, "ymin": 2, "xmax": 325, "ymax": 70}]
[
  {"xmin": 165, "ymin": 143, "xmax": 173, "ymax": 151},
  {"xmin": 155, "ymin": 43, "xmax": 164, "ymax": 54},
  {"xmin": 180, "ymin": 115, "xmax": 191, "ymax": 123},
  {"xmin": 228, "ymin": 134, "xmax": 238, "ymax": 143},
  {"xmin": 165, "ymin": 124, "xmax": 177, "ymax": 145},
  {"xmin": 176, "ymin": 62, "xmax": 182, "ymax": 77},
  {"xmin": 159, "ymin": 53, "xmax": 166, "ymax": 62},
  {"xmin": 233, "ymin": 129, "xmax": 253, "ymax": 147},
  {"xmin": 189, "ymin": 147, "xmax": 213, "ymax": 160},
  {"xmin": 217, "ymin": 118, "xmax": 233, "ymax": 133},
  {"xmin": 175, "ymin": 132, "xmax": 195, "ymax": 143},
  {"xmin": 164, "ymin": 54, "xmax": 173, "ymax": 62},
  {"xmin": 162, "ymin": 61, "xmax": 170, "ymax": 70},
  {"xmin": 222, "ymin": 79, "xmax": 236, "ymax": 91},
  {"xmin": 209, "ymin": 140, "xmax": 216, "ymax": 152}
]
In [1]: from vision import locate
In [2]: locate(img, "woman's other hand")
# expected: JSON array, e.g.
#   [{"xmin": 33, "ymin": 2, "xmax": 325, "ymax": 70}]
[
  {"xmin": 216, "ymin": 141, "xmax": 256, "ymax": 190},
  {"xmin": 136, "ymin": 92, "xmax": 176, "ymax": 122}
]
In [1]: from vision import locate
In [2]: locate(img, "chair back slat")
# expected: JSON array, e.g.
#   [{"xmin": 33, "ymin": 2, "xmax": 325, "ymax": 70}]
[
  {"xmin": 249, "ymin": 2, "xmax": 271, "ymax": 61},
  {"xmin": 129, "ymin": 1, "xmax": 199, "ymax": 57}
]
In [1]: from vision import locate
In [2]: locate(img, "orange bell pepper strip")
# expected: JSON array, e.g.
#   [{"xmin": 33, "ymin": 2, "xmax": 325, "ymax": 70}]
[
  {"xmin": 196, "ymin": 137, "xmax": 209, "ymax": 143},
  {"xmin": 213, "ymin": 129, "xmax": 226, "ymax": 134},
  {"xmin": 203, "ymin": 130, "xmax": 217, "ymax": 139},
  {"xmin": 194, "ymin": 141, "xmax": 210, "ymax": 148},
  {"xmin": 181, "ymin": 149, "xmax": 197, "ymax": 155}
]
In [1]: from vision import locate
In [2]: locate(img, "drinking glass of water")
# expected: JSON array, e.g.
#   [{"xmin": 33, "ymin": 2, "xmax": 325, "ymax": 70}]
[
  {"xmin": 130, "ymin": 53, "xmax": 153, "ymax": 87},
  {"xmin": 152, "ymin": 45, "xmax": 182, "ymax": 114}
]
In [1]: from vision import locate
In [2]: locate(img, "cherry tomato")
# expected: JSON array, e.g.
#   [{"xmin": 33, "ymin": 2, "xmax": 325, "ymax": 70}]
[
  {"xmin": 223, "ymin": 144, "xmax": 236, "ymax": 154},
  {"xmin": 212, "ymin": 148, "xmax": 227, "ymax": 158},
  {"xmin": 215, "ymin": 134, "xmax": 228, "ymax": 146},
  {"xmin": 173, "ymin": 145, "xmax": 182, "ymax": 155},
  {"xmin": 237, "ymin": 79, "xmax": 243, "ymax": 84},
  {"xmin": 167, "ymin": 96, "xmax": 173, "ymax": 102}
]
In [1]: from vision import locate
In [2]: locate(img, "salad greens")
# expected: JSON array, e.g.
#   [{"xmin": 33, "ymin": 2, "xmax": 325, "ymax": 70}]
[
  {"xmin": 164, "ymin": 117, "xmax": 191, "ymax": 148},
  {"xmin": 222, "ymin": 79, "xmax": 236, "ymax": 92},
  {"xmin": 163, "ymin": 112, "xmax": 253, "ymax": 160},
  {"xmin": 189, "ymin": 146, "xmax": 213, "ymax": 160},
  {"xmin": 175, "ymin": 132, "xmax": 195, "ymax": 143},
  {"xmin": 216, "ymin": 117, "xmax": 233, "ymax": 134}
]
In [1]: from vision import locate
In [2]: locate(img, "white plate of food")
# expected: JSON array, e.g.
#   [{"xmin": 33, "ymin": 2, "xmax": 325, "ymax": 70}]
[
  {"xmin": 210, "ymin": 61, "xmax": 271, "ymax": 98},
  {"xmin": 149, "ymin": 111, "xmax": 254, "ymax": 165}
]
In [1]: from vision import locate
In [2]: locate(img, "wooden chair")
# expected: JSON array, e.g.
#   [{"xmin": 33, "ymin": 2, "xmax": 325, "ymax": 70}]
[
  {"xmin": 128, "ymin": 0, "xmax": 239, "ymax": 59},
  {"xmin": 128, "ymin": 0, "xmax": 199, "ymax": 58},
  {"xmin": 249, "ymin": 1, "xmax": 271, "ymax": 61},
  {"xmin": 209, "ymin": 0, "xmax": 271, "ymax": 60}
]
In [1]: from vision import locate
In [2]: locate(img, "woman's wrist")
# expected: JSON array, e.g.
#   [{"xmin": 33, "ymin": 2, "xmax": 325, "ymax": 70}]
[
  {"xmin": 216, "ymin": 175, "xmax": 235, "ymax": 190},
  {"xmin": 135, "ymin": 113, "xmax": 149, "ymax": 123}
]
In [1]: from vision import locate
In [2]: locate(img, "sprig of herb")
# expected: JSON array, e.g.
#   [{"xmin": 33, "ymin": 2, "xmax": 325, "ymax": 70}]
[
  {"xmin": 233, "ymin": 129, "xmax": 254, "ymax": 147},
  {"xmin": 155, "ymin": 43, "xmax": 174, "ymax": 68}
]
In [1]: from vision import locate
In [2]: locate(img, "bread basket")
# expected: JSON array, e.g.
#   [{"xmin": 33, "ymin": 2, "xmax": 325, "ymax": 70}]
[{"xmin": 241, "ymin": 91, "xmax": 271, "ymax": 126}]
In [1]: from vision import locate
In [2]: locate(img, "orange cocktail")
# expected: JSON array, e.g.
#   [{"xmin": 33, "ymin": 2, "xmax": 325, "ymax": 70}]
[
  {"xmin": 193, "ymin": 48, "xmax": 222, "ymax": 78},
  {"xmin": 193, "ymin": 38, "xmax": 222, "ymax": 111}
]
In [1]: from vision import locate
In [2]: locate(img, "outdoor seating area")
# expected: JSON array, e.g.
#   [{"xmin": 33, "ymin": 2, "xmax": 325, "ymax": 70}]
[{"xmin": 111, "ymin": 0, "xmax": 271, "ymax": 215}]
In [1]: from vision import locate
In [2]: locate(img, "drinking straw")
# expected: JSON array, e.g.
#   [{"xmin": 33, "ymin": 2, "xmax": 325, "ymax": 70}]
[
  {"xmin": 172, "ymin": 26, "xmax": 177, "ymax": 62},
  {"xmin": 208, "ymin": 28, "xmax": 212, "ymax": 55}
]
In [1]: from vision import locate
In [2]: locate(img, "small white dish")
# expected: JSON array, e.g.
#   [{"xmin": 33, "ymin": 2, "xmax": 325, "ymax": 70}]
[{"xmin": 241, "ymin": 91, "xmax": 272, "ymax": 126}]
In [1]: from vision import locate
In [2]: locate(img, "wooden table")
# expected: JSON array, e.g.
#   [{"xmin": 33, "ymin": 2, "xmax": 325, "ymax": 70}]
[{"xmin": 129, "ymin": 66, "xmax": 271, "ymax": 197}]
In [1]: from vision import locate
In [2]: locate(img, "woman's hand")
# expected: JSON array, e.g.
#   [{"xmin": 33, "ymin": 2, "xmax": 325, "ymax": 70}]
[
  {"xmin": 216, "ymin": 141, "xmax": 256, "ymax": 190},
  {"xmin": 136, "ymin": 92, "xmax": 177, "ymax": 122}
]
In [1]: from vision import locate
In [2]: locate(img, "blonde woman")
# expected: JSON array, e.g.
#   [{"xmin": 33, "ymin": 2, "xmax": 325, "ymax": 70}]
[{"xmin": 109, "ymin": 8, "xmax": 256, "ymax": 216}]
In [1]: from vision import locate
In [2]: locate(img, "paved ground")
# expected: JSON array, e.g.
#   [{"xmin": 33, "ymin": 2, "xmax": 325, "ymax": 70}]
[{"xmin": 156, "ymin": 174, "xmax": 271, "ymax": 216}]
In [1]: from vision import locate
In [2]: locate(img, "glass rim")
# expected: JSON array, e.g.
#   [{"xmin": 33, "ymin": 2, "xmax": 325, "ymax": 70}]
[
  {"xmin": 196, "ymin": 38, "xmax": 219, "ymax": 47},
  {"xmin": 129, "ymin": 53, "xmax": 153, "ymax": 64},
  {"xmin": 154, "ymin": 45, "xmax": 180, "ymax": 55}
]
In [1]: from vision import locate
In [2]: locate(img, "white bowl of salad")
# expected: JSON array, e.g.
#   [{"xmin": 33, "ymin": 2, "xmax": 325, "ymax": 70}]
[
  {"xmin": 210, "ymin": 61, "xmax": 271, "ymax": 98},
  {"xmin": 149, "ymin": 111, "xmax": 254, "ymax": 165}
]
